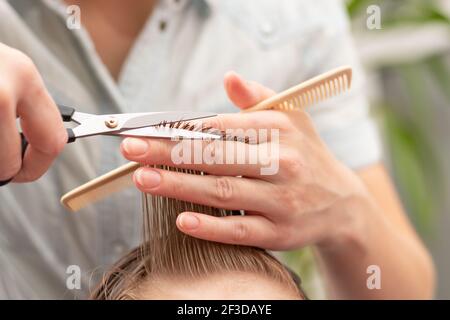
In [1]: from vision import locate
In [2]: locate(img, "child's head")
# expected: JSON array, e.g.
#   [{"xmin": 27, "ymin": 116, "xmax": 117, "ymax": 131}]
[{"xmin": 91, "ymin": 168, "xmax": 305, "ymax": 300}]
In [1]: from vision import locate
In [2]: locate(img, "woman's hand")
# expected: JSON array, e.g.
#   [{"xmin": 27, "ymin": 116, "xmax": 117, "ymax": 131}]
[
  {"xmin": 0, "ymin": 43, "xmax": 67, "ymax": 182},
  {"xmin": 120, "ymin": 71, "xmax": 373, "ymax": 251}
]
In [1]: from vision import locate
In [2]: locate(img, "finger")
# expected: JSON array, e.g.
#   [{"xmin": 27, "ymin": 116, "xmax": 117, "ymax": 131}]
[
  {"xmin": 133, "ymin": 167, "xmax": 280, "ymax": 213},
  {"xmin": 14, "ymin": 67, "xmax": 67, "ymax": 181},
  {"xmin": 0, "ymin": 83, "xmax": 21, "ymax": 181},
  {"xmin": 12, "ymin": 145, "xmax": 59, "ymax": 182},
  {"xmin": 121, "ymin": 138, "xmax": 277, "ymax": 178},
  {"xmin": 224, "ymin": 71, "xmax": 275, "ymax": 109},
  {"xmin": 176, "ymin": 212, "xmax": 279, "ymax": 249}
]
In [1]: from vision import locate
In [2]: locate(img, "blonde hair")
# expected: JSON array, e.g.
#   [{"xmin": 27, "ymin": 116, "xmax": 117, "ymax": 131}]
[{"xmin": 91, "ymin": 167, "xmax": 305, "ymax": 300}]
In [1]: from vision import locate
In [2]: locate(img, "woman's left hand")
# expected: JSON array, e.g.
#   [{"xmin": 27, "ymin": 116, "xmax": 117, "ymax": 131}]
[{"xmin": 120, "ymin": 72, "xmax": 373, "ymax": 251}]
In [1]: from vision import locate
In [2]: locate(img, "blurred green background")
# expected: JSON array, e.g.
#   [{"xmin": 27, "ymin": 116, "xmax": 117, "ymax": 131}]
[{"xmin": 284, "ymin": 0, "xmax": 450, "ymax": 299}]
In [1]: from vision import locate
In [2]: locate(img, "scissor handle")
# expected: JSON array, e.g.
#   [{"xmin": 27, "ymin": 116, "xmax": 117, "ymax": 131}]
[
  {"xmin": 59, "ymin": 104, "xmax": 76, "ymax": 122},
  {"xmin": 0, "ymin": 104, "xmax": 76, "ymax": 186},
  {"xmin": 58, "ymin": 105, "xmax": 76, "ymax": 143}
]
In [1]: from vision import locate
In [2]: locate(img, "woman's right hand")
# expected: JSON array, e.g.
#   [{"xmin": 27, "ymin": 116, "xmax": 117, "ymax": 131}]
[{"xmin": 0, "ymin": 43, "xmax": 67, "ymax": 183}]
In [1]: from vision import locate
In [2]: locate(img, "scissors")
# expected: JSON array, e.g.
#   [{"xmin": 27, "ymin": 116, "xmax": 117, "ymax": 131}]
[{"xmin": 0, "ymin": 104, "xmax": 221, "ymax": 186}]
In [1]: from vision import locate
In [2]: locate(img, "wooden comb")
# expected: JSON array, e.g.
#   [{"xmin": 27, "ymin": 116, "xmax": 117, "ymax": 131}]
[
  {"xmin": 61, "ymin": 162, "xmax": 140, "ymax": 212},
  {"xmin": 243, "ymin": 66, "xmax": 352, "ymax": 112},
  {"xmin": 61, "ymin": 66, "xmax": 353, "ymax": 212}
]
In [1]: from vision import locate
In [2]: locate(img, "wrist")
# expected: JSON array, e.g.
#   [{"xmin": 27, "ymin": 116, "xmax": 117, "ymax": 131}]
[{"xmin": 316, "ymin": 174, "xmax": 376, "ymax": 256}]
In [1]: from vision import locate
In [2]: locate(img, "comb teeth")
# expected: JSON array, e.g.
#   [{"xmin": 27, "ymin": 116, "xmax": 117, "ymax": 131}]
[
  {"xmin": 275, "ymin": 70, "xmax": 351, "ymax": 111},
  {"xmin": 243, "ymin": 66, "xmax": 352, "ymax": 112}
]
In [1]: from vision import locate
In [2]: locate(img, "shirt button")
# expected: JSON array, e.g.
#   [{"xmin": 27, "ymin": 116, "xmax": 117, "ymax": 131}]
[{"xmin": 159, "ymin": 20, "xmax": 168, "ymax": 31}]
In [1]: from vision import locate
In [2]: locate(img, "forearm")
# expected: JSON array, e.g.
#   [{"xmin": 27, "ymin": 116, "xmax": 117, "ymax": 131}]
[{"xmin": 315, "ymin": 192, "xmax": 435, "ymax": 299}]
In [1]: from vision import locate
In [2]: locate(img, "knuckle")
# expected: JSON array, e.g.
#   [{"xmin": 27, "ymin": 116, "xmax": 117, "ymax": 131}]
[
  {"xmin": 278, "ymin": 151, "xmax": 302, "ymax": 176},
  {"xmin": 171, "ymin": 176, "xmax": 187, "ymax": 197},
  {"xmin": 155, "ymin": 141, "xmax": 172, "ymax": 162},
  {"xmin": 213, "ymin": 176, "xmax": 234, "ymax": 202},
  {"xmin": 138, "ymin": 140, "xmax": 168, "ymax": 164},
  {"xmin": 46, "ymin": 136, "xmax": 66, "ymax": 157},
  {"xmin": 1, "ymin": 46, "xmax": 34, "ymax": 76},
  {"xmin": 276, "ymin": 226, "xmax": 296, "ymax": 250},
  {"xmin": 12, "ymin": 51, "xmax": 36, "ymax": 79},
  {"xmin": 264, "ymin": 111, "xmax": 290, "ymax": 129},
  {"xmin": 0, "ymin": 87, "xmax": 13, "ymax": 113},
  {"xmin": 275, "ymin": 187, "xmax": 297, "ymax": 212},
  {"xmin": 2, "ymin": 49, "xmax": 44, "ymax": 102},
  {"xmin": 273, "ymin": 185, "xmax": 287, "ymax": 202},
  {"xmin": 37, "ymin": 128, "xmax": 67, "ymax": 157},
  {"xmin": 32, "ymin": 129, "xmax": 66, "ymax": 158},
  {"xmin": 245, "ymin": 116, "xmax": 264, "ymax": 130},
  {"xmin": 231, "ymin": 221, "xmax": 249, "ymax": 242},
  {"xmin": 205, "ymin": 116, "xmax": 224, "ymax": 132}
]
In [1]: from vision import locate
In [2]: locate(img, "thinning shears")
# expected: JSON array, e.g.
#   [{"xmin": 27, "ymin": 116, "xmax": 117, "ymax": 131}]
[
  {"xmin": 0, "ymin": 104, "xmax": 220, "ymax": 186},
  {"xmin": 58, "ymin": 105, "xmax": 220, "ymax": 141}
]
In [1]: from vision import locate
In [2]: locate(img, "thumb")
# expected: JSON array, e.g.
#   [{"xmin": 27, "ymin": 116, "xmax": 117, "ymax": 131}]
[{"xmin": 224, "ymin": 71, "xmax": 275, "ymax": 110}]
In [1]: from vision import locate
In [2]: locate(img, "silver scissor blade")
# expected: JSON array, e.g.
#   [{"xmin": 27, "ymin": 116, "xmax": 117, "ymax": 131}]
[
  {"xmin": 71, "ymin": 111, "xmax": 217, "ymax": 138},
  {"xmin": 121, "ymin": 112, "xmax": 217, "ymax": 130},
  {"xmin": 116, "ymin": 126, "xmax": 222, "ymax": 140}
]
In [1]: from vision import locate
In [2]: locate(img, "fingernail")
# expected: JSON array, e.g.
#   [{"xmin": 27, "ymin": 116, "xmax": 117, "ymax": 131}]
[
  {"xmin": 178, "ymin": 214, "xmax": 200, "ymax": 230},
  {"xmin": 123, "ymin": 138, "xmax": 148, "ymax": 156},
  {"xmin": 135, "ymin": 169, "xmax": 161, "ymax": 188}
]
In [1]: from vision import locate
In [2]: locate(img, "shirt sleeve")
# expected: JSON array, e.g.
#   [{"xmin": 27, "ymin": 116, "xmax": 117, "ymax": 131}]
[{"xmin": 298, "ymin": 3, "xmax": 382, "ymax": 170}]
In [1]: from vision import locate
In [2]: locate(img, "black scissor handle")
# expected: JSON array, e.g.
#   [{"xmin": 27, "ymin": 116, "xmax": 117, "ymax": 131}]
[
  {"xmin": 58, "ymin": 104, "xmax": 76, "ymax": 143},
  {"xmin": 0, "ymin": 104, "xmax": 76, "ymax": 186},
  {"xmin": 58, "ymin": 104, "xmax": 76, "ymax": 122},
  {"xmin": 0, "ymin": 133, "xmax": 28, "ymax": 186}
]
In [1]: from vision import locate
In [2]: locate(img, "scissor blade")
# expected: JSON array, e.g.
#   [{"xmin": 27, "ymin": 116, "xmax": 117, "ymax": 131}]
[
  {"xmin": 116, "ymin": 126, "xmax": 222, "ymax": 140},
  {"xmin": 121, "ymin": 112, "xmax": 217, "ymax": 130}
]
